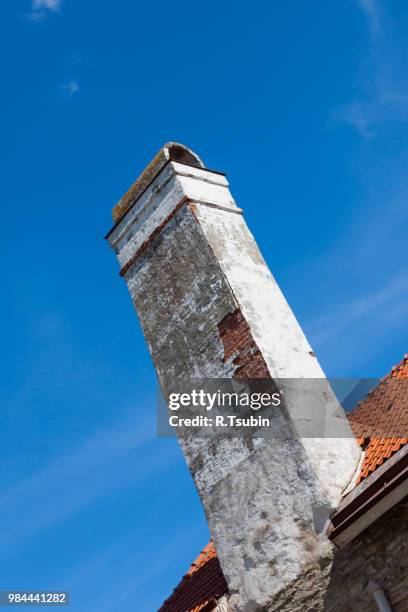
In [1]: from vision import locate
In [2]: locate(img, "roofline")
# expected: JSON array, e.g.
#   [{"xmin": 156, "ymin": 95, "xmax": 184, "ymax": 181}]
[{"xmin": 327, "ymin": 443, "xmax": 408, "ymax": 547}]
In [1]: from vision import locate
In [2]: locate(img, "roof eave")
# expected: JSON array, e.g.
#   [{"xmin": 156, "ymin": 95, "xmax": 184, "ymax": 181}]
[{"xmin": 327, "ymin": 443, "xmax": 408, "ymax": 547}]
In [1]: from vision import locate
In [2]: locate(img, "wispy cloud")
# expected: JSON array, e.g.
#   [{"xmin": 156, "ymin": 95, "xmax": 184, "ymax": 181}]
[
  {"xmin": 288, "ymin": 3, "xmax": 408, "ymax": 374},
  {"xmin": 27, "ymin": 0, "xmax": 62, "ymax": 21},
  {"xmin": 0, "ymin": 415, "xmax": 178, "ymax": 548},
  {"xmin": 298, "ymin": 0, "xmax": 408, "ymax": 375},
  {"xmin": 33, "ymin": 0, "xmax": 61, "ymax": 9},
  {"xmin": 358, "ymin": 0, "xmax": 383, "ymax": 38},
  {"xmin": 97, "ymin": 528, "xmax": 204, "ymax": 612},
  {"xmin": 332, "ymin": 0, "xmax": 408, "ymax": 137},
  {"xmin": 57, "ymin": 54, "xmax": 83, "ymax": 99},
  {"xmin": 299, "ymin": 173, "xmax": 408, "ymax": 372},
  {"xmin": 59, "ymin": 78, "xmax": 80, "ymax": 97},
  {"xmin": 25, "ymin": 2, "xmax": 79, "ymax": 97},
  {"xmin": 64, "ymin": 497, "xmax": 204, "ymax": 612},
  {"xmin": 0, "ymin": 306, "xmax": 167, "ymax": 549},
  {"xmin": 309, "ymin": 271, "xmax": 408, "ymax": 349}
]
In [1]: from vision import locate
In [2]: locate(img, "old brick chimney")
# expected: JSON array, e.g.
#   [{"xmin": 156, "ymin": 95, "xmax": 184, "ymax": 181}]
[{"xmin": 106, "ymin": 143, "xmax": 361, "ymax": 611}]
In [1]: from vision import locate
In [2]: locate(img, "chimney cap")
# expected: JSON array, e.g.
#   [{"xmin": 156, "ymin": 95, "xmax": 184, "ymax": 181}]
[
  {"xmin": 164, "ymin": 142, "xmax": 205, "ymax": 168},
  {"xmin": 112, "ymin": 142, "xmax": 205, "ymax": 223}
]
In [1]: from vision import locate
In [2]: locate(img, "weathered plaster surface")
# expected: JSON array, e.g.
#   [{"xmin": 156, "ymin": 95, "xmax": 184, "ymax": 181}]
[
  {"xmin": 216, "ymin": 596, "xmax": 234, "ymax": 611},
  {"xmin": 120, "ymin": 202, "xmax": 331, "ymax": 610},
  {"xmin": 192, "ymin": 202, "xmax": 361, "ymax": 512}
]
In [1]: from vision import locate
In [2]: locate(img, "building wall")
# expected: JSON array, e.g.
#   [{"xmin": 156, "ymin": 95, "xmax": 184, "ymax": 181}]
[
  {"xmin": 326, "ymin": 498, "xmax": 408, "ymax": 611},
  {"xmin": 240, "ymin": 498, "xmax": 408, "ymax": 611}
]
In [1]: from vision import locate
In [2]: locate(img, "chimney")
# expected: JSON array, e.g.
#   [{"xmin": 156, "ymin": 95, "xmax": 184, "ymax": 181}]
[{"xmin": 106, "ymin": 143, "xmax": 361, "ymax": 610}]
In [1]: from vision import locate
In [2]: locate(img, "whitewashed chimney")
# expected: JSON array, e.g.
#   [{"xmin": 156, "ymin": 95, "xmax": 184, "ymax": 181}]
[{"xmin": 106, "ymin": 143, "xmax": 361, "ymax": 611}]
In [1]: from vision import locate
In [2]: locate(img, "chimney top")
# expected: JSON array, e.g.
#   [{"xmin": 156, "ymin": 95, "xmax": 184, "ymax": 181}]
[{"xmin": 112, "ymin": 142, "xmax": 205, "ymax": 223}]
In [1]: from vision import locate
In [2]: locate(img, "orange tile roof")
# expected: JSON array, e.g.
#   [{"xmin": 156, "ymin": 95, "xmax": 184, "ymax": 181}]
[
  {"xmin": 161, "ymin": 355, "xmax": 408, "ymax": 611},
  {"xmin": 348, "ymin": 354, "xmax": 408, "ymax": 484},
  {"xmin": 159, "ymin": 542, "xmax": 228, "ymax": 612}
]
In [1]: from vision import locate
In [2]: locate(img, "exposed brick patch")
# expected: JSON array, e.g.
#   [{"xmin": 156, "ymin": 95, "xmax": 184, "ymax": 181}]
[
  {"xmin": 188, "ymin": 202, "xmax": 200, "ymax": 223},
  {"xmin": 218, "ymin": 309, "xmax": 270, "ymax": 378}
]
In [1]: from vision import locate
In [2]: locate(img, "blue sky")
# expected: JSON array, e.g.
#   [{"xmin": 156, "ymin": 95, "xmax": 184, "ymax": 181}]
[{"xmin": 1, "ymin": 0, "xmax": 407, "ymax": 610}]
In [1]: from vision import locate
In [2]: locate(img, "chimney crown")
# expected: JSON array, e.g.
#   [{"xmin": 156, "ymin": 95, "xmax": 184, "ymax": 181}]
[{"xmin": 112, "ymin": 142, "xmax": 205, "ymax": 223}]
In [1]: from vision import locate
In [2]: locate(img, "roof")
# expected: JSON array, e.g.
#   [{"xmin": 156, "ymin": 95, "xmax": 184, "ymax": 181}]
[
  {"xmin": 349, "ymin": 354, "xmax": 408, "ymax": 484},
  {"xmin": 158, "ymin": 542, "xmax": 228, "ymax": 612},
  {"xmin": 160, "ymin": 355, "xmax": 408, "ymax": 611}
]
